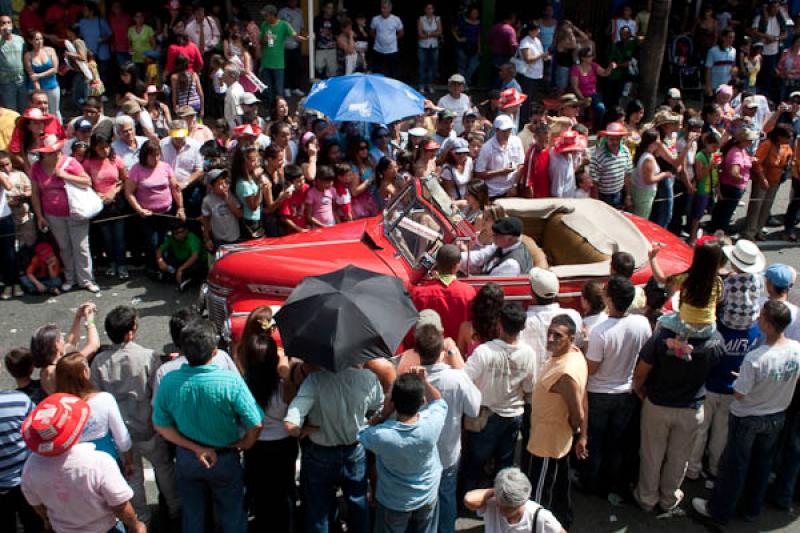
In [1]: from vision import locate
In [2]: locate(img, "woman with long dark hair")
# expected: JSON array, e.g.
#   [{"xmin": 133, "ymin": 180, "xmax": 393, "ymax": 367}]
[
  {"xmin": 456, "ymin": 282, "xmax": 505, "ymax": 357},
  {"xmin": 170, "ymin": 54, "xmax": 204, "ymax": 116},
  {"xmin": 632, "ymin": 128, "xmax": 671, "ymax": 219},
  {"xmin": 231, "ymin": 144, "xmax": 265, "ymax": 238},
  {"xmin": 239, "ymin": 306, "xmax": 300, "ymax": 533}
]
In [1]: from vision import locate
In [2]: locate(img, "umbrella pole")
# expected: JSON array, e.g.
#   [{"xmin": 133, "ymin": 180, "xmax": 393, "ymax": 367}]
[{"xmin": 307, "ymin": 0, "xmax": 315, "ymax": 83}]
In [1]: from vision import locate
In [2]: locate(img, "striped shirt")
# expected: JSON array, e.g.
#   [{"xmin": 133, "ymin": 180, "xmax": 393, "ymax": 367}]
[
  {"xmin": 152, "ymin": 363, "xmax": 263, "ymax": 448},
  {"xmin": 589, "ymin": 142, "xmax": 633, "ymax": 195},
  {"xmin": 0, "ymin": 390, "xmax": 33, "ymax": 489}
]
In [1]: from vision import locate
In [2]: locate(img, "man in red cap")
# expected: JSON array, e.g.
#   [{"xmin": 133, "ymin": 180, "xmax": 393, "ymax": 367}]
[{"xmin": 20, "ymin": 393, "xmax": 146, "ymax": 533}]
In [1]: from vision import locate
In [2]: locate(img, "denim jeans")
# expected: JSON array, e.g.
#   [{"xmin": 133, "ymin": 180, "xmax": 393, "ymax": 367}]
[
  {"xmin": 649, "ymin": 176, "xmax": 674, "ymax": 228},
  {"xmin": 97, "ymin": 218, "xmax": 127, "ymax": 269},
  {"xmin": 175, "ymin": 446, "xmax": 248, "ymax": 533},
  {"xmin": 590, "ymin": 93, "xmax": 606, "ymax": 130},
  {"xmin": 710, "ymin": 183, "xmax": 746, "ymax": 235},
  {"xmin": 0, "ymin": 215, "xmax": 17, "ymax": 286},
  {"xmin": 0, "ymin": 79, "xmax": 27, "ymax": 113},
  {"xmin": 462, "ymin": 413, "xmax": 522, "ymax": 493},
  {"xmin": 437, "ymin": 463, "xmax": 458, "ymax": 533},
  {"xmin": 418, "ymin": 47, "xmax": 439, "ymax": 87},
  {"xmin": 375, "ymin": 500, "xmax": 438, "ymax": 533},
  {"xmin": 773, "ymin": 408, "xmax": 800, "ymax": 508},
  {"xmin": 784, "ymin": 178, "xmax": 800, "ymax": 237},
  {"xmin": 259, "ymin": 68, "xmax": 285, "ymax": 106},
  {"xmin": 300, "ymin": 442, "xmax": 369, "ymax": 533},
  {"xmin": 455, "ymin": 48, "xmax": 479, "ymax": 86},
  {"xmin": 598, "ymin": 190, "xmax": 624, "ymax": 209},
  {"xmin": 579, "ymin": 392, "xmax": 636, "ymax": 495},
  {"xmin": 554, "ymin": 65, "xmax": 571, "ymax": 91},
  {"xmin": 709, "ymin": 412, "xmax": 785, "ymax": 523}
]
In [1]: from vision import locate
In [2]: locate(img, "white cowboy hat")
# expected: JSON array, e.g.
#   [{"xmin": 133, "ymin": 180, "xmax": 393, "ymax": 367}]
[{"xmin": 723, "ymin": 239, "xmax": 766, "ymax": 274}]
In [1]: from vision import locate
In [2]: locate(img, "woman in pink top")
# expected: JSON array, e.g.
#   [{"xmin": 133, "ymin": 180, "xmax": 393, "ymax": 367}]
[
  {"xmin": 777, "ymin": 34, "xmax": 800, "ymax": 94},
  {"xmin": 710, "ymin": 127, "xmax": 759, "ymax": 235},
  {"xmin": 84, "ymin": 133, "xmax": 129, "ymax": 280},
  {"xmin": 569, "ymin": 47, "xmax": 616, "ymax": 131},
  {"xmin": 124, "ymin": 140, "xmax": 184, "ymax": 270},
  {"xmin": 30, "ymin": 134, "xmax": 99, "ymax": 293}
]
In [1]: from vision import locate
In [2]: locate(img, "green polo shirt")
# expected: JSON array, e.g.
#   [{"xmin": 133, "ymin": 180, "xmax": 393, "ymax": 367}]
[{"xmin": 152, "ymin": 363, "xmax": 263, "ymax": 448}]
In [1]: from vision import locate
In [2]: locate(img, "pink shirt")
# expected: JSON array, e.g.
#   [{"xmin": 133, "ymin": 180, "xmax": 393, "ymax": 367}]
[
  {"xmin": 720, "ymin": 145, "xmax": 752, "ymax": 189},
  {"xmin": 83, "ymin": 158, "xmax": 124, "ymax": 194},
  {"xmin": 305, "ymin": 186, "xmax": 336, "ymax": 226},
  {"xmin": 570, "ymin": 62, "xmax": 600, "ymax": 97},
  {"xmin": 31, "ymin": 156, "xmax": 85, "ymax": 217},
  {"xmin": 21, "ymin": 443, "xmax": 134, "ymax": 533},
  {"xmin": 128, "ymin": 161, "xmax": 174, "ymax": 212}
]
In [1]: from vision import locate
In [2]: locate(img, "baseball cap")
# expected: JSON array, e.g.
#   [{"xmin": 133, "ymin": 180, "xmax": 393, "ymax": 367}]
[
  {"xmin": 408, "ymin": 127, "xmax": 428, "ymax": 137},
  {"xmin": 239, "ymin": 93, "xmax": 261, "ymax": 105},
  {"xmin": 493, "ymin": 114, "xmax": 515, "ymax": 131},
  {"xmin": 22, "ymin": 393, "xmax": 91, "ymax": 456},
  {"xmin": 492, "ymin": 216, "xmax": 523, "ymax": 236},
  {"xmin": 743, "ymin": 96, "xmax": 759, "ymax": 109},
  {"xmin": 528, "ymin": 267, "xmax": 559, "ymax": 299},
  {"xmin": 206, "ymin": 168, "xmax": 229, "ymax": 184},
  {"xmin": 76, "ymin": 119, "xmax": 93, "ymax": 131},
  {"xmin": 464, "ymin": 110, "xmax": 480, "ymax": 119},
  {"xmin": 448, "ymin": 73, "xmax": 466, "ymax": 84},
  {"xmin": 765, "ymin": 263, "xmax": 796, "ymax": 289},
  {"xmin": 791, "ymin": 91, "xmax": 800, "ymax": 100},
  {"xmin": 667, "ymin": 88, "xmax": 682, "ymax": 99},
  {"xmin": 417, "ymin": 309, "xmax": 443, "ymax": 332},
  {"xmin": 451, "ymin": 137, "xmax": 470, "ymax": 154},
  {"xmin": 437, "ymin": 109, "xmax": 457, "ymax": 120}
]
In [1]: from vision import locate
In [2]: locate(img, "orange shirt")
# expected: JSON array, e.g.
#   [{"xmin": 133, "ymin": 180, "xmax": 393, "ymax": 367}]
[{"xmin": 755, "ymin": 140, "xmax": 792, "ymax": 186}]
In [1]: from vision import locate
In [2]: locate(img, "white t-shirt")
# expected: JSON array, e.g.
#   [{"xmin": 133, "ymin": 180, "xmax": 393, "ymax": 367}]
[
  {"xmin": 464, "ymin": 339, "xmax": 536, "ymax": 418},
  {"xmin": 475, "ymin": 135, "xmax": 525, "ymax": 197},
  {"xmin": 371, "ymin": 14, "xmax": 403, "ymax": 54},
  {"xmin": 441, "ymin": 158, "xmax": 473, "ymax": 199},
  {"xmin": 518, "ymin": 35, "xmax": 545, "ymax": 80},
  {"xmin": 258, "ymin": 382, "xmax": 290, "ymax": 441},
  {"xmin": 586, "ymin": 315, "xmax": 652, "ymax": 394},
  {"xmin": 752, "ymin": 15, "xmax": 782, "ymax": 56},
  {"xmin": 731, "ymin": 340, "xmax": 800, "ymax": 417},
  {"xmin": 783, "ymin": 300, "xmax": 800, "ymax": 342},
  {"xmin": 480, "ymin": 498, "xmax": 563, "ymax": 533},
  {"xmin": 437, "ymin": 93, "xmax": 472, "ymax": 133},
  {"xmin": 81, "ymin": 392, "xmax": 133, "ymax": 453},
  {"xmin": 583, "ymin": 311, "xmax": 608, "ymax": 339}
]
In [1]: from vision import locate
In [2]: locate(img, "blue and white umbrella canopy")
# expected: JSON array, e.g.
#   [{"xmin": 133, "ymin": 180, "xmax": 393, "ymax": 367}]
[{"xmin": 304, "ymin": 73, "xmax": 426, "ymax": 124}]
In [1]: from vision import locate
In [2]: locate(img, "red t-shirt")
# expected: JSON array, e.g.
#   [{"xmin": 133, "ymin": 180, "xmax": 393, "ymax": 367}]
[
  {"xmin": 411, "ymin": 277, "xmax": 477, "ymax": 340},
  {"xmin": 165, "ymin": 43, "xmax": 204, "ymax": 74},
  {"xmin": 525, "ymin": 145, "xmax": 551, "ymax": 199},
  {"xmin": 280, "ymin": 183, "xmax": 309, "ymax": 230}
]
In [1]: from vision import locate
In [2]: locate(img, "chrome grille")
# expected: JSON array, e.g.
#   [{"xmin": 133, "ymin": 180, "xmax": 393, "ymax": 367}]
[{"xmin": 206, "ymin": 290, "xmax": 229, "ymax": 333}]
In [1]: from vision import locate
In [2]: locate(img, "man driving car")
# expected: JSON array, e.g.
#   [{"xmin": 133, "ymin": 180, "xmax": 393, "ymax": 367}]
[{"xmin": 460, "ymin": 217, "xmax": 533, "ymax": 276}]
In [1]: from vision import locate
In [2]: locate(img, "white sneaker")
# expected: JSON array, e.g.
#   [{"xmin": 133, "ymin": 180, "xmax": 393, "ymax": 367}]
[
  {"xmin": 293, "ymin": 88, "xmax": 305, "ymax": 96},
  {"xmin": 83, "ymin": 282, "xmax": 100, "ymax": 293},
  {"xmin": 61, "ymin": 283, "xmax": 74, "ymax": 292},
  {"xmin": 284, "ymin": 88, "xmax": 292, "ymax": 98},
  {"xmin": 691, "ymin": 497, "xmax": 711, "ymax": 518}
]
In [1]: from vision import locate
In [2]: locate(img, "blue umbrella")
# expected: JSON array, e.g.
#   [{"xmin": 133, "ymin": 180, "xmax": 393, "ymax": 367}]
[{"xmin": 304, "ymin": 73, "xmax": 426, "ymax": 124}]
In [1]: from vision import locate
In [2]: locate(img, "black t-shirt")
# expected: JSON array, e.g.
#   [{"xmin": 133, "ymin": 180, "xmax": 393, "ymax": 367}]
[
  {"xmin": 17, "ymin": 379, "xmax": 45, "ymax": 404},
  {"xmin": 640, "ymin": 327, "xmax": 723, "ymax": 408},
  {"xmin": 314, "ymin": 15, "xmax": 340, "ymax": 50}
]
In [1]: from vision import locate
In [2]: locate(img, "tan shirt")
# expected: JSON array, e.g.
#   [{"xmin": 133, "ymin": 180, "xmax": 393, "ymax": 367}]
[{"xmin": 528, "ymin": 349, "xmax": 587, "ymax": 459}]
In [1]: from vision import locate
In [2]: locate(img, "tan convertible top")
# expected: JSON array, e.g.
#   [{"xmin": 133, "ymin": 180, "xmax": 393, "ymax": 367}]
[{"xmin": 495, "ymin": 197, "xmax": 651, "ymax": 278}]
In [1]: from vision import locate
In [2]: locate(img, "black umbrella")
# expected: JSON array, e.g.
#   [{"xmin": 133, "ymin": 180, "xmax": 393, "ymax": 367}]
[{"xmin": 274, "ymin": 265, "xmax": 419, "ymax": 372}]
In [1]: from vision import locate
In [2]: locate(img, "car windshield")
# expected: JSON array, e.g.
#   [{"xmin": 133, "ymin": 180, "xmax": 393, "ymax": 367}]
[{"xmin": 384, "ymin": 179, "xmax": 449, "ymax": 270}]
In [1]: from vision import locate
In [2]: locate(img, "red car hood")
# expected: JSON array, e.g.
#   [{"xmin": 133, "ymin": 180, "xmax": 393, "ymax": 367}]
[{"xmin": 208, "ymin": 218, "xmax": 406, "ymax": 292}]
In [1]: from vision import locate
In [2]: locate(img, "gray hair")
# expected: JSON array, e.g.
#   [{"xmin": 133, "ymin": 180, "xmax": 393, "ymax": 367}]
[
  {"xmin": 114, "ymin": 115, "xmax": 135, "ymax": 134},
  {"xmin": 494, "ymin": 467, "xmax": 531, "ymax": 508},
  {"xmin": 261, "ymin": 4, "xmax": 278, "ymax": 17},
  {"xmin": 224, "ymin": 63, "xmax": 241, "ymax": 79}
]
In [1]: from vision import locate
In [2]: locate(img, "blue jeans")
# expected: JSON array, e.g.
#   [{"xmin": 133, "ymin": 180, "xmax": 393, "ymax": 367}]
[
  {"xmin": 598, "ymin": 190, "xmax": 624, "ymax": 209},
  {"xmin": 0, "ymin": 215, "xmax": 17, "ymax": 286},
  {"xmin": 418, "ymin": 47, "xmax": 439, "ymax": 87},
  {"xmin": 710, "ymin": 183, "xmax": 745, "ymax": 235},
  {"xmin": 175, "ymin": 446, "xmax": 248, "ymax": 533},
  {"xmin": 375, "ymin": 501, "xmax": 438, "ymax": 533},
  {"xmin": 772, "ymin": 408, "xmax": 800, "ymax": 509},
  {"xmin": 300, "ymin": 442, "xmax": 369, "ymax": 533},
  {"xmin": 709, "ymin": 412, "xmax": 785, "ymax": 523},
  {"xmin": 0, "ymin": 79, "xmax": 27, "ymax": 113},
  {"xmin": 437, "ymin": 463, "xmax": 458, "ymax": 533},
  {"xmin": 590, "ymin": 93, "xmax": 606, "ymax": 130},
  {"xmin": 462, "ymin": 413, "xmax": 521, "ymax": 493},
  {"xmin": 259, "ymin": 68, "xmax": 285, "ymax": 104},
  {"xmin": 579, "ymin": 392, "xmax": 636, "ymax": 495},
  {"xmin": 98, "ymin": 218, "xmax": 127, "ymax": 268},
  {"xmin": 455, "ymin": 48, "xmax": 480, "ymax": 86},
  {"xmin": 650, "ymin": 176, "xmax": 674, "ymax": 228},
  {"xmin": 20, "ymin": 275, "xmax": 61, "ymax": 293},
  {"xmin": 554, "ymin": 65, "xmax": 571, "ymax": 91}
]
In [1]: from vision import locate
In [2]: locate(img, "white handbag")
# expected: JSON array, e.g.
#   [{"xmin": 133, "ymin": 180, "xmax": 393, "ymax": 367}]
[{"xmin": 61, "ymin": 157, "xmax": 102, "ymax": 220}]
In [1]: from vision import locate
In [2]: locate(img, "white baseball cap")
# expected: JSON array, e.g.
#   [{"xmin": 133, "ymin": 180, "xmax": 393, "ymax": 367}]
[
  {"xmin": 528, "ymin": 267, "xmax": 559, "ymax": 298},
  {"xmin": 493, "ymin": 114, "xmax": 515, "ymax": 131},
  {"xmin": 667, "ymin": 88, "xmax": 681, "ymax": 100}
]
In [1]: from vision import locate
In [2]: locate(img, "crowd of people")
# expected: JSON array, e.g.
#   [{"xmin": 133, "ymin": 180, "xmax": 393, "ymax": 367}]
[{"xmin": 1, "ymin": 1, "xmax": 800, "ymax": 533}]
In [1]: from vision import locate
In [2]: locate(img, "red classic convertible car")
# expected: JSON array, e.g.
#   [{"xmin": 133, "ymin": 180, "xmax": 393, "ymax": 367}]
[{"xmin": 204, "ymin": 177, "xmax": 692, "ymax": 341}]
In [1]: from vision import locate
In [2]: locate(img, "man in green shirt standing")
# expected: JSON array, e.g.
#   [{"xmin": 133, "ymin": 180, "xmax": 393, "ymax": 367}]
[
  {"xmin": 259, "ymin": 4, "xmax": 305, "ymax": 107},
  {"xmin": 0, "ymin": 14, "xmax": 27, "ymax": 113}
]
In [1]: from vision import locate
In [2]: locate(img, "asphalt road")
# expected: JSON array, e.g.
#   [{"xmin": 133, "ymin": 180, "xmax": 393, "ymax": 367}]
[{"xmin": 3, "ymin": 181, "xmax": 800, "ymax": 532}]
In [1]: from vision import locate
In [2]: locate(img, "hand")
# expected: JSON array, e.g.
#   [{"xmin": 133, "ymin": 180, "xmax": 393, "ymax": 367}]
[
  {"xmin": 194, "ymin": 446, "xmax": 217, "ymax": 469},
  {"xmin": 176, "ymin": 207, "xmax": 186, "ymax": 221},
  {"xmin": 34, "ymin": 281, "xmax": 46, "ymax": 293},
  {"xmin": 298, "ymin": 424, "xmax": 320, "ymax": 439},
  {"xmin": 688, "ymin": 132, "xmax": 701, "ymax": 143},
  {"xmin": 138, "ymin": 208, "xmax": 152, "ymax": 217},
  {"xmin": 575, "ymin": 435, "xmax": 589, "ymax": 460},
  {"xmin": 157, "ymin": 257, "xmax": 169, "ymax": 273},
  {"xmin": 204, "ymin": 237, "xmax": 214, "ymax": 252},
  {"xmin": 79, "ymin": 302, "xmax": 97, "ymax": 320},
  {"xmin": 648, "ymin": 244, "xmax": 662, "ymax": 260},
  {"xmin": 37, "ymin": 217, "xmax": 49, "ymax": 232},
  {"xmin": 407, "ymin": 366, "xmax": 428, "ymax": 382},
  {"xmin": 128, "ymin": 521, "xmax": 147, "ymax": 533},
  {"xmin": 608, "ymin": 62, "xmax": 617, "ymax": 70}
]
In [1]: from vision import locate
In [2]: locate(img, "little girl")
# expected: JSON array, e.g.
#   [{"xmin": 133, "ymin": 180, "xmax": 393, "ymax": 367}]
[
  {"xmin": 333, "ymin": 163, "xmax": 353, "ymax": 222},
  {"xmin": 649, "ymin": 239, "xmax": 724, "ymax": 359},
  {"xmin": 690, "ymin": 131, "xmax": 721, "ymax": 245}
]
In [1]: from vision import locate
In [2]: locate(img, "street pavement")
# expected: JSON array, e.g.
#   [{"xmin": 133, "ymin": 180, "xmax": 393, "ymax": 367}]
[{"xmin": 3, "ymin": 181, "xmax": 800, "ymax": 532}]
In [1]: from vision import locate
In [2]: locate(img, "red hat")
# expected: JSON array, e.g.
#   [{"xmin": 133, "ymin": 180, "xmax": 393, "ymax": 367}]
[
  {"xmin": 34, "ymin": 242, "xmax": 55, "ymax": 262},
  {"xmin": 233, "ymin": 124, "xmax": 261, "ymax": 138},
  {"xmin": 22, "ymin": 393, "xmax": 90, "ymax": 456},
  {"xmin": 497, "ymin": 88, "xmax": 528, "ymax": 110},
  {"xmin": 598, "ymin": 122, "xmax": 630, "ymax": 137},
  {"xmin": 553, "ymin": 130, "xmax": 588, "ymax": 154},
  {"xmin": 17, "ymin": 107, "xmax": 54, "ymax": 126},
  {"xmin": 31, "ymin": 134, "xmax": 65, "ymax": 154},
  {"xmin": 422, "ymin": 139, "xmax": 440, "ymax": 151}
]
